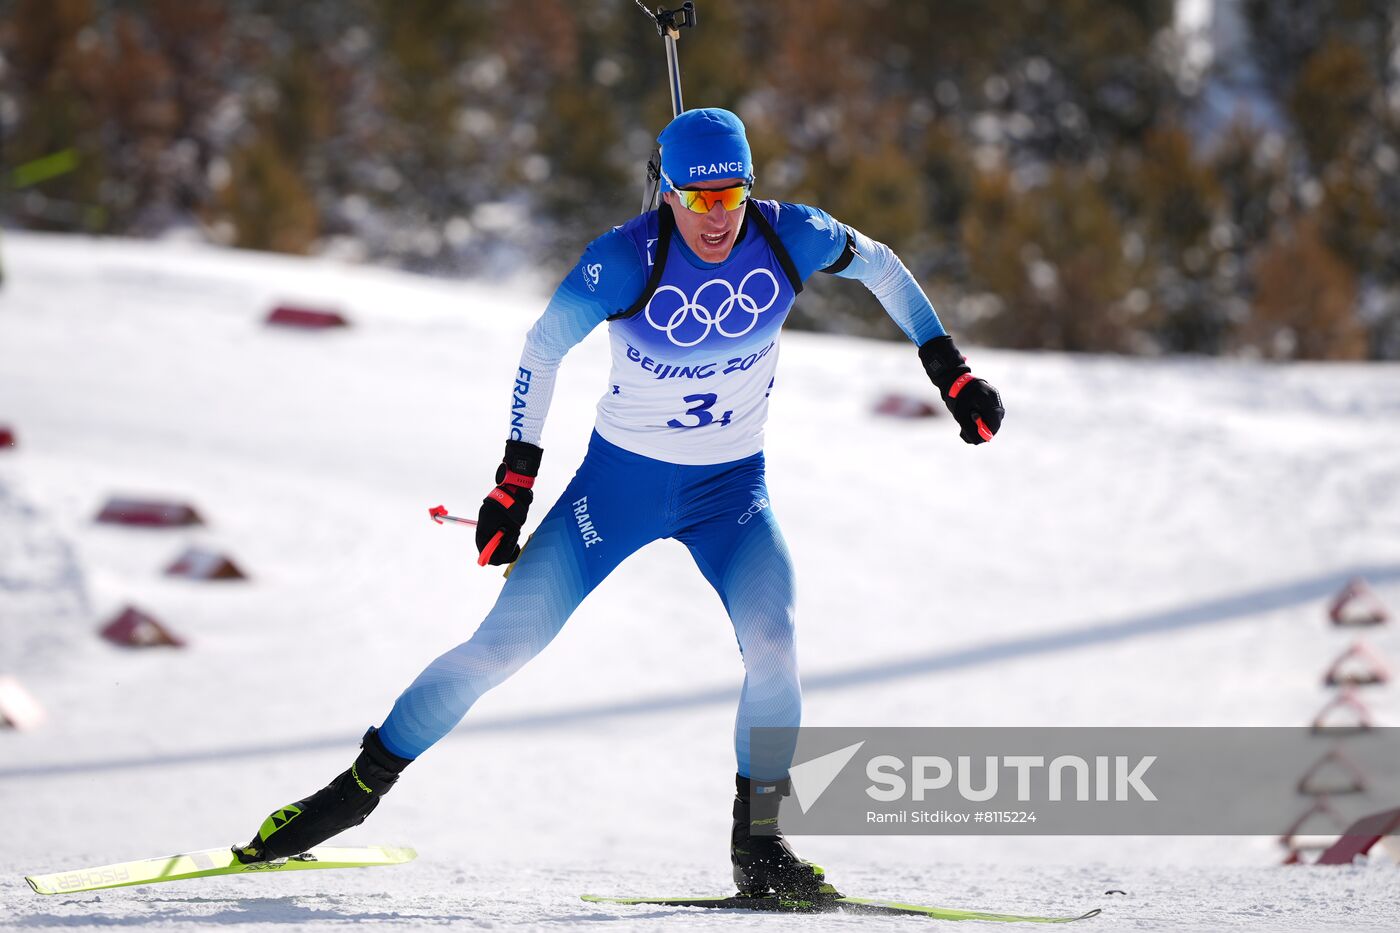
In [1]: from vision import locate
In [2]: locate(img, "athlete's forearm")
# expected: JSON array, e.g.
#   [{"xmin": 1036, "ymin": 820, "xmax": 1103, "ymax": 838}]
[
  {"xmin": 835, "ymin": 228, "xmax": 947, "ymax": 345},
  {"xmin": 506, "ymin": 289, "xmax": 592, "ymax": 445},
  {"xmin": 509, "ymin": 337, "xmax": 562, "ymax": 446}
]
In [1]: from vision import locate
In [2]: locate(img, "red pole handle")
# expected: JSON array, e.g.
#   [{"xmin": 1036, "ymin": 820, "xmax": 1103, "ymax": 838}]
[{"xmin": 477, "ymin": 531, "xmax": 504, "ymax": 567}]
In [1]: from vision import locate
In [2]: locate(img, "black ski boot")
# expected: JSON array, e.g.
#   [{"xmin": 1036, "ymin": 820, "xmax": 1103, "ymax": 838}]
[
  {"xmin": 233, "ymin": 727, "xmax": 410, "ymax": 864},
  {"xmin": 731, "ymin": 774, "xmax": 838, "ymax": 898}
]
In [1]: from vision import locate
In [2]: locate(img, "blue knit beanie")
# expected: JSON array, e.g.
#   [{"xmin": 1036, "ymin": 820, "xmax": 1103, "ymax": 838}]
[{"xmin": 657, "ymin": 108, "xmax": 753, "ymax": 192}]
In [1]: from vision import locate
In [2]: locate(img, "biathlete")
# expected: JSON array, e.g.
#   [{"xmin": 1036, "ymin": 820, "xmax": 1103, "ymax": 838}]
[{"xmin": 235, "ymin": 108, "xmax": 1004, "ymax": 896}]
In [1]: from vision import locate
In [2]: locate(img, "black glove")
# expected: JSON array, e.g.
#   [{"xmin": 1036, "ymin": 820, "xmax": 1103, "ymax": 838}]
[
  {"xmin": 918, "ymin": 335, "xmax": 1004, "ymax": 445},
  {"xmin": 476, "ymin": 440, "xmax": 543, "ymax": 566}
]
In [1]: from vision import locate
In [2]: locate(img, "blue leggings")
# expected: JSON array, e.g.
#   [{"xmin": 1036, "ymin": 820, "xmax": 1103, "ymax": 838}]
[{"xmin": 377, "ymin": 432, "xmax": 800, "ymax": 781}]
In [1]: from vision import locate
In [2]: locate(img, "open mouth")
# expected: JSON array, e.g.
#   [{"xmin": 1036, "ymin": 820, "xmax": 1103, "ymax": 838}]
[{"xmin": 700, "ymin": 231, "xmax": 728, "ymax": 248}]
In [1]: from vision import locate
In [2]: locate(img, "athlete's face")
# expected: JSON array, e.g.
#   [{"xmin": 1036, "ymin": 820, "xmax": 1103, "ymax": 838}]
[{"xmin": 664, "ymin": 177, "xmax": 748, "ymax": 264}]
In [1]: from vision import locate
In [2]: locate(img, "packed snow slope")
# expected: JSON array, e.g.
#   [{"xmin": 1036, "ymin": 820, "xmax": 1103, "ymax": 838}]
[{"xmin": 2, "ymin": 230, "xmax": 1399, "ymax": 932}]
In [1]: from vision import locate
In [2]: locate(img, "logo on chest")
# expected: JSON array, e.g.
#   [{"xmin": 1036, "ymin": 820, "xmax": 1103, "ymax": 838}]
[{"xmin": 644, "ymin": 268, "xmax": 781, "ymax": 348}]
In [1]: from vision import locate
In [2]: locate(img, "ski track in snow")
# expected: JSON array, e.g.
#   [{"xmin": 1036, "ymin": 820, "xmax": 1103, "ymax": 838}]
[{"xmin": 1, "ymin": 231, "xmax": 1399, "ymax": 932}]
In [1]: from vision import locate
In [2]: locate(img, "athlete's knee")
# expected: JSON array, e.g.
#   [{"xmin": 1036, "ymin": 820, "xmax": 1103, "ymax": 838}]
[
  {"xmin": 735, "ymin": 608, "xmax": 798, "ymax": 672},
  {"xmin": 461, "ymin": 625, "xmax": 555, "ymax": 682}
]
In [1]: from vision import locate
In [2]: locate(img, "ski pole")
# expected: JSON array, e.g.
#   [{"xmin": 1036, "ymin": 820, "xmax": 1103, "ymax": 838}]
[
  {"xmin": 429, "ymin": 505, "xmax": 505, "ymax": 568},
  {"xmin": 635, "ymin": 1, "xmax": 698, "ymax": 211},
  {"xmin": 428, "ymin": 504, "xmax": 477, "ymax": 527}
]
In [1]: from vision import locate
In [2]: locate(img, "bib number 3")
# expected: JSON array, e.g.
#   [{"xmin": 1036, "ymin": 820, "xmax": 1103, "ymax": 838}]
[{"xmin": 667, "ymin": 393, "xmax": 734, "ymax": 429}]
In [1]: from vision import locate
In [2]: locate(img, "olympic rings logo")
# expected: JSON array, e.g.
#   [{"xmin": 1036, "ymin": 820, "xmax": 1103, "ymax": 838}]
[{"xmin": 643, "ymin": 268, "xmax": 781, "ymax": 348}]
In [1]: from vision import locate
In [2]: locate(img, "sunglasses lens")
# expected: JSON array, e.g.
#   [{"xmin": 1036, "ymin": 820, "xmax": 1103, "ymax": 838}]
[{"xmin": 677, "ymin": 185, "xmax": 750, "ymax": 213}]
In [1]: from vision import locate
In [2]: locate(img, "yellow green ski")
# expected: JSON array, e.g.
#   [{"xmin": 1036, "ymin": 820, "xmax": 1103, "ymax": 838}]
[
  {"xmin": 26, "ymin": 845, "xmax": 416, "ymax": 895},
  {"xmin": 581, "ymin": 892, "xmax": 1100, "ymax": 922}
]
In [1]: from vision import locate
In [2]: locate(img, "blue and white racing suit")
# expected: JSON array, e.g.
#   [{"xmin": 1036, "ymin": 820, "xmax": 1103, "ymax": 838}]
[{"xmin": 378, "ymin": 200, "xmax": 948, "ymax": 781}]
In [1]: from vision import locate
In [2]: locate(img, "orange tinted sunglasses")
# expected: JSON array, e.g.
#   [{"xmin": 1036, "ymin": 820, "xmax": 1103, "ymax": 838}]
[{"xmin": 672, "ymin": 183, "xmax": 752, "ymax": 214}]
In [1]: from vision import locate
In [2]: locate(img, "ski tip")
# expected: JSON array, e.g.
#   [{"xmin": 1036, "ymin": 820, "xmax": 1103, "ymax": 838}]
[
  {"xmin": 1076, "ymin": 908, "xmax": 1103, "ymax": 921},
  {"xmin": 24, "ymin": 844, "xmax": 417, "ymax": 896}
]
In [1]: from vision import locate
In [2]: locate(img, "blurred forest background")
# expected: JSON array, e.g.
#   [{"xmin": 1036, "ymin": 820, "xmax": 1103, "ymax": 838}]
[{"xmin": 3, "ymin": 0, "xmax": 1398, "ymax": 359}]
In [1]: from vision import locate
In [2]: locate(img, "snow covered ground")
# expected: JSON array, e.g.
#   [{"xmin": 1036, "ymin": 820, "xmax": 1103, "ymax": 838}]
[{"xmin": 2, "ymin": 230, "xmax": 1399, "ymax": 931}]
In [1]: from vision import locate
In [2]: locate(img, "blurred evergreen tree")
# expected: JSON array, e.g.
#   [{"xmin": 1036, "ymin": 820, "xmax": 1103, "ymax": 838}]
[
  {"xmin": 1131, "ymin": 125, "xmax": 1230, "ymax": 353},
  {"xmin": 962, "ymin": 165, "xmax": 1138, "ymax": 352},
  {"xmin": 522, "ymin": 2, "xmax": 635, "ymax": 259},
  {"xmin": 1289, "ymin": 37, "xmax": 1376, "ymax": 169},
  {"xmin": 367, "ymin": 0, "xmax": 490, "ymax": 265},
  {"xmin": 141, "ymin": 0, "xmax": 228, "ymax": 223},
  {"xmin": 1210, "ymin": 123, "xmax": 1290, "ymax": 251},
  {"xmin": 1244, "ymin": 0, "xmax": 1394, "ymax": 96},
  {"xmin": 1246, "ymin": 216, "xmax": 1366, "ymax": 359},
  {"xmin": 6, "ymin": 0, "xmax": 127, "ymax": 231},
  {"xmin": 1317, "ymin": 147, "xmax": 1389, "ymax": 276},
  {"xmin": 218, "ymin": 130, "xmax": 319, "ymax": 253}
]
